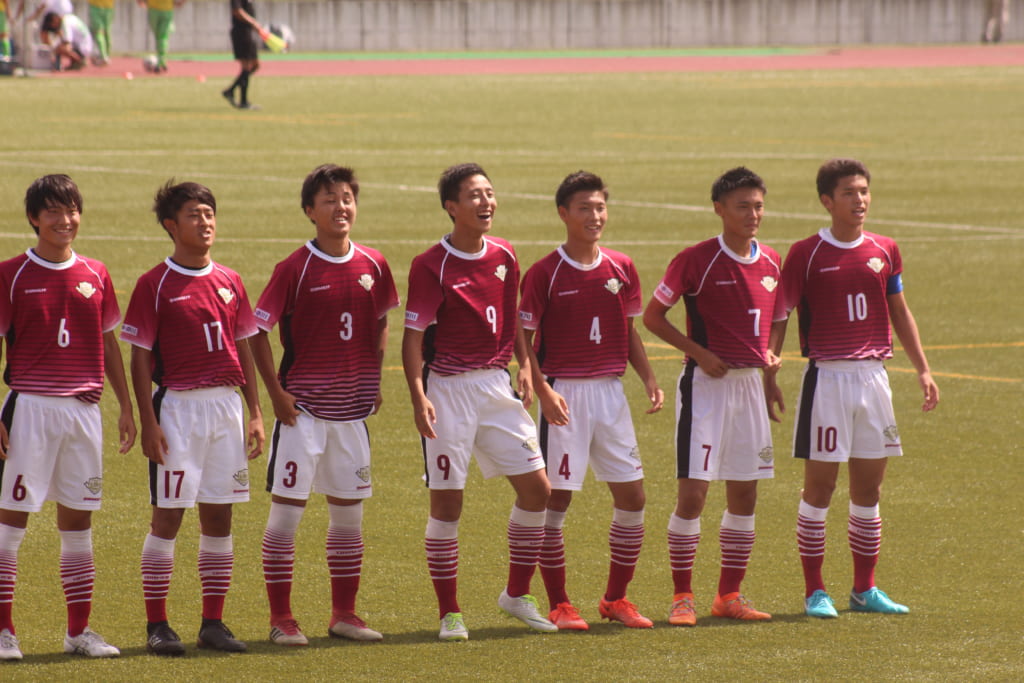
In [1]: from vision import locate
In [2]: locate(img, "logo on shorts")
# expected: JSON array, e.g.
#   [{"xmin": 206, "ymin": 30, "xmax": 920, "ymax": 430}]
[
  {"xmin": 604, "ymin": 278, "xmax": 622, "ymax": 295},
  {"xmin": 233, "ymin": 469, "xmax": 249, "ymax": 487},
  {"xmin": 629, "ymin": 445, "xmax": 641, "ymax": 460},
  {"xmin": 760, "ymin": 276, "xmax": 778, "ymax": 293},
  {"xmin": 866, "ymin": 257, "xmax": 885, "ymax": 274},
  {"xmin": 883, "ymin": 425, "xmax": 900, "ymax": 442},
  {"xmin": 358, "ymin": 274, "xmax": 374, "ymax": 292},
  {"xmin": 76, "ymin": 282, "xmax": 96, "ymax": 299},
  {"xmin": 217, "ymin": 287, "xmax": 235, "ymax": 304},
  {"xmin": 83, "ymin": 477, "xmax": 103, "ymax": 495},
  {"xmin": 356, "ymin": 466, "xmax": 371, "ymax": 483},
  {"xmin": 758, "ymin": 446, "xmax": 774, "ymax": 463},
  {"xmin": 522, "ymin": 436, "xmax": 539, "ymax": 453},
  {"xmin": 494, "ymin": 265, "xmax": 508, "ymax": 282}
]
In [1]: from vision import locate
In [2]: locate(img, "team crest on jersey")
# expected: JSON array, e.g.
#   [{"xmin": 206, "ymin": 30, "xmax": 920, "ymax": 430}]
[
  {"xmin": 495, "ymin": 264, "xmax": 508, "ymax": 282},
  {"xmin": 522, "ymin": 436, "xmax": 539, "ymax": 453},
  {"xmin": 760, "ymin": 276, "xmax": 778, "ymax": 292},
  {"xmin": 605, "ymin": 278, "xmax": 623, "ymax": 295},
  {"xmin": 217, "ymin": 287, "xmax": 235, "ymax": 304},
  {"xmin": 75, "ymin": 282, "xmax": 96, "ymax": 299},
  {"xmin": 83, "ymin": 477, "xmax": 103, "ymax": 495},
  {"xmin": 233, "ymin": 469, "xmax": 249, "ymax": 487},
  {"xmin": 758, "ymin": 446, "xmax": 774, "ymax": 464},
  {"xmin": 866, "ymin": 257, "xmax": 885, "ymax": 274},
  {"xmin": 356, "ymin": 466, "xmax": 371, "ymax": 483},
  {"xmin": 358, "ymin": 274, "xmax": 375, "ymax": 291},
  {"xmin": 883, "ymin": 425, "xmax": 900, "ymax": 442}
]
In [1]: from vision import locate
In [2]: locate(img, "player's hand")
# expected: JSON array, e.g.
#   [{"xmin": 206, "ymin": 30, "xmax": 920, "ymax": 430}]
[
  {"xmin": 413, "ymin": 395, "xmax": 437, "ymax": 440},
  {"xmin": 141, "ymin": 423, "xmax": 170, "ymax": 466},
  {"xmin": 764, "ymin": 349, "xmax": 783, "ymax": 374},
  {"xmin": 247, "ymin": 416, "xmax": 265, "ymax": 459},
  {"xmin": 371, "ymin": 391, "xmax": 383, "ymax": 416},
  {"xmin": 695, "ymin": 348, "xmax": 729, "ymax": 378},
  {"xmin": 270, "ymin": 387, "xmax": 300, "ymax": 426},
  {"xmin": 919, "ymin": 371, "xmax": 939, "ymax": 412},
  {"xmin": 0, "ymin": 422, "xmax": 8, "ymax": 460},
  {"xmin": 645, "ymin": 379, "xmax": 665, "ymax": 414},
  {"xmin": 516, "ymin": 367, "xmax": 534, "ymax": 410},
  {"xmin": 764, "ymin": 374, "xmax": 785, "ymax": 423},
  {"xmin": 538, "ymin": 389, "xmax": 570, "ymax": 426},
  {"xmin": 118, "ymin": 408, "xmax": 137, "ymax": 454}
]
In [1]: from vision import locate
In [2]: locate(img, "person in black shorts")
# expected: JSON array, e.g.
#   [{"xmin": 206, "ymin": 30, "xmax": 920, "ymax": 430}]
[{"xmin": 222, "ymin": 0, "xmax": 260, "ymax": 110}]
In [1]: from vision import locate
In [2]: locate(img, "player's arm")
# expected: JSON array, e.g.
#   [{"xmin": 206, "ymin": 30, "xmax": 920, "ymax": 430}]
[
  {"xmin": 887, "ymin": 291, "xmax": 939, "ymax": 412},
  {"xmin": 642, "ymin": 297, "xmax": 729, "ymax": 377},
  {"xmin": 0, "ymin": 341, "xmax": 7, "ymax": 459},
  {"xmin": 763, "ymin": 319, "xmax": 788, "ymax": 422},
  {"xmin": 372, "ymin": 314, "xmax": 389, "ymax": 415},
  {"xmin": 521, "ymin": 326, "xmax": 568, "ymax": 426},
  {"xmin": 626, "ymin": 318, "xmax": 664, "ymax": 414},
  {"xmin": 130, "ymin": 345, "xmax": 169, "ymax": 465},
  {"xmin": 236, "ymin": 336, "xmax": 265, "ymax": 458},
  {"xmin": 250, "ymin": 330, "xmax": 298, "ymax": 426},
  {"xmin": 513, "ymin": 320, "xmax": 534, "ymax": 410},
  {"xmin": 231, "ymin": 0, "xmax": 261, "ymax": 30},
  {"xmin": 103, "ymin": 331, "xmax": 137, "ymax": 453},
  {"xmin": 401, "ymin": 326, "xmax": 436, "ymax": 439}
]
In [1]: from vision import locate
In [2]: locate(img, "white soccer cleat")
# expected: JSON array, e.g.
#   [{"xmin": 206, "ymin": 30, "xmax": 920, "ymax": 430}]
[
  {"xmin": 64, "ymin": 627, "xmax": 120, "ymax": 658},
  {"xmin": 0, "ymin": 628, "xmax": 23, "ymax": 660},
  {"xmin": 438, "ymin": 612, "xmax": 468, "ymax": 642},
  {"xmin": 498, "ymin": 589, "xmax": 558, "ymax": 632}
]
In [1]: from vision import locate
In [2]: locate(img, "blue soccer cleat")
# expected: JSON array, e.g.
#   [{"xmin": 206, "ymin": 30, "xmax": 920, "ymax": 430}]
[
  {"xmin": 849, "ymin": 587, "xmax": 909, "ymax": 614},
  {"xmin": 805, "ymin": 589, "xmax": 839, "ymax": 618}
]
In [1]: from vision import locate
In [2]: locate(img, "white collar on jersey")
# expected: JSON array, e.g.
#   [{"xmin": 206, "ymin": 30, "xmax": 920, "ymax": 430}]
[
  {"xmin": 818, "ymin": 227, "xmax": 865, "ymax": 249},
  {"xmin": 25, "ymin": 248, "xmax": 78, "ymax": 270},
  {"xmin": 556, "ymin": 245, "xmax": 604, "ymax": 271},
  {"xmin": 305, "ymin": 239, "xmax": 357, "ymax": 264},
  {"xmin": 440, "ymin": 234, "xmax": 489, "ymax": 260},
  {"xmin": 716, "ymin": 235, "xmax": 761, "ymax": 265},
  {"xmin": 164, "ymin": 256, "xmax": 214, "ymax": 277}
]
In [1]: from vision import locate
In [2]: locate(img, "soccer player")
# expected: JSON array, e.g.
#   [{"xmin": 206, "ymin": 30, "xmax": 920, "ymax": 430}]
[
  {"xmin": 41, "ymin": 11, "xmax": 94, "ymax": 71},
  {"xmin": 222, "ymin": 0, "xmax": 260, "ymax": 110},
  {"xmin": 0, "ymin": 174, "xmax": 136, "ymax": 661},
  {"xmin": 1, "ymin": 0, "xmax": 12, "ymax": 58},
  {"xmin": 136, "ymin": 0, "xmax": 184, "ymax": 73},
  {"xmin": 402, "ymin": 162, "xmax": 555, "ymax": 641},
  {"xmin": 769, "ymin": 158, "xmax": 939, "ymax": 618},
  {"xmin": 121, "ymin": 180, "xmax": 264, "ymax": 656},
  {"xmin": 252, "ymin": 164, "xmax": 399, "ymax": 646},
  {"xmin": 86, "ymin": 0, "xmax": 114, "ymax": 65},
  {"xmin": 519, "ymin": 170, "xmax": 663, "ymax": 631},
  {"xmin": 643, "ymin": 167, "xmax": 784, "ymax": 626}
]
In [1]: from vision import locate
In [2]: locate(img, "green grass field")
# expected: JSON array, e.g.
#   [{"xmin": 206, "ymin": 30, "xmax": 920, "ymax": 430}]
[{"xmin": 0, "ymin": 60, "xmax": 1022, "ymax": 681}]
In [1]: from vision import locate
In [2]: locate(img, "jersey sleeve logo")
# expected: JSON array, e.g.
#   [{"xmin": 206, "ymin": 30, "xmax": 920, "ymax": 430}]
[
  {"xmin": 494, "ymin": 264, "xmax": 508, "ymax": 282},
  {"xmin": 217, "ymin": 287, "xmax": 235, "ymax": 304},
  {"xmin": 358, "ymin": 273, "xmax": 375, "ymax": 291},
  {"xmin": 519, "ymin": 310, "xmax": 533, "ymax": 323},
  {"xmin": 75, "ymin": 281, "xmax": 97, "ymax": 298},
  {"xmin": 604, "ymin": 278, "xmax": 622, "ymax": 295},
  {"xmin": 866, "ymin": 257, "xmax": 885, "ymax": 274},
  {"xmin": 760, "ymin": 276, "xmax": 778, "ymax": 292},
  {"xmin": 254, "ymin": 308, "xmax": 271, "ymax": 322}
]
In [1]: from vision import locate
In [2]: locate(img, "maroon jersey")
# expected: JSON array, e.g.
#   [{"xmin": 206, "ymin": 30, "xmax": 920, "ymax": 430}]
[
  {"xmin": 254, "ymin": 240, "xmax": 399, "ymax": 422},
  {"xmin": 404, "ymin": 236, "xmax": 519, "ymax": 376},
  {"xmin": 654, "ymin": 236, "xmax": 784, "ymax": 368},
  {"xmin": 781, "ymin": 228, "xmax": 903, "ymax": 361},
  {"xmin": 519, "ymin": 246, "xmax": 642, "ymax": 379},
  {"xmin": 120, "ymin": 258, "xmax": 258, "ymax": 390},
  {"xmin": 0, "ymin": 250, "xmax": 120, "ymax": 403}
]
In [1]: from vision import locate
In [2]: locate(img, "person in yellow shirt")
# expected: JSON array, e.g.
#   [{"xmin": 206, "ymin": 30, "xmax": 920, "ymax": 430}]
[
  {"xmin": 87, "ymin": 0, "xmax": 114, "ymax": 65},
  {"xmin": 137, "ymin": 0, "xmax": 184, "ymax": 72}
]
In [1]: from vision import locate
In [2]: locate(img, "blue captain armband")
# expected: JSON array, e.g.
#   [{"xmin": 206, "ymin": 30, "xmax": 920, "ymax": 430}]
[{"xmin": 886, "ymin": 273, "xmax": 903, "ymax": 295}]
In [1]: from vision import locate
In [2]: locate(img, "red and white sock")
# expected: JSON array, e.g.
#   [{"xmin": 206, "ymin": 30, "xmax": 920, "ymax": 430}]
[
  {"xmin": 717, "ymin": 511, "xmax": 755, "ymax": 597},
  {"xmin": 797, "ymin": 499, "xmax": 829, "ymax": 597},
  {"xmin": 0, "ymin": 523, "xmax": 27, "ymax": 633},
  {"xmin": 425, "ymin": 517, "xmax": 460, "ymax": 618},
  {"xmin": 848, "ymin": 502, "xmax": 882, "ymax": 594},
  {"xmin": 141, "ymin": 533, "xmax": 175, "ymax": 624},
  {"xmin": 327, "ymin": 502, "xmax": 364, "ymax": 617},
  {"xmin": 506, "ymin": 506, "xmax": 545, "ymax": 598},
  {"xmin": 667, "ymin": 514, "xmax": 700, "ymax": 595},
  {"xmin": 199, "ymin": 535, "xmax": 233, "ymax": 621},
  {"xmin": 605, "ymin": 508, "xmax": 644, "ymax": 602},
  {"xmin": 60, "ymin": 528, "xmax": 94, "ymax": 637},
  {"xmin": 262, "ymin": 502, "xmax": 304, "ymax": 620},
  {"xmin": 539, "ymin": 508, "xmax": 568, "ymax": 610}
]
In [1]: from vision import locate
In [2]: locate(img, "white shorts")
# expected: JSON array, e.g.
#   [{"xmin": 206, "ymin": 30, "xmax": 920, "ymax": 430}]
[
  {"xmin": 150, "ymin": 386, "xmax": 250, "ymax": 508},
  {"xmin": 0, "ymin": 393, "xmax": 104, "ymax": 512},
  {"xmin": 674, "ymin": 366, "xmax": 774, "ymax": 481},
  {"xmin": 423, "ymin": 368, "xmax": 543, "ymax": 489},
  {"xmin": 541, "ymin": 377, "xmax": 643, "ymax": 491},
  {"xmin": 793, "ymin": 360, "xmax": 901, "ymax": 462},
  {"xmin": 267, "ymin": 413, "xmax": 372, "ymax": 500}
]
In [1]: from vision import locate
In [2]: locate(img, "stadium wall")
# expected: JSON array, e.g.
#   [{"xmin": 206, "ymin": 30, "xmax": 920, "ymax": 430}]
[{"xmin": 92, "ymin": 0, "xmax": 1020, "ymax": 54}]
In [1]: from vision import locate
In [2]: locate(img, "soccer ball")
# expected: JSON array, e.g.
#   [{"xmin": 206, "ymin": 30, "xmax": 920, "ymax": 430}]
[{"xmin": 142, "ymin": 55, "xmax": 159, "ymax": 73}]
